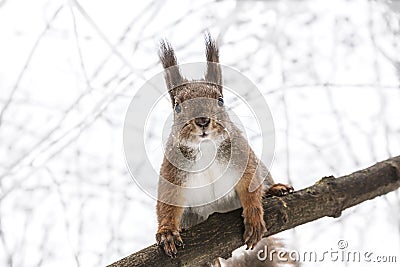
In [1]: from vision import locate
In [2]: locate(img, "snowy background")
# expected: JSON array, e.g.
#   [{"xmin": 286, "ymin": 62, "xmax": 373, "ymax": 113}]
[{"xmin": 1, "ymin": 0, "xmax": 400, "ymax": 266}]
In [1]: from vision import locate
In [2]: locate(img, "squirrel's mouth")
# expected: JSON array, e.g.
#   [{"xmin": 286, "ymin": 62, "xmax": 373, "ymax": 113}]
[{"xmin": 200, "ymin": 132, "xmax": 208, "ymax": 138}]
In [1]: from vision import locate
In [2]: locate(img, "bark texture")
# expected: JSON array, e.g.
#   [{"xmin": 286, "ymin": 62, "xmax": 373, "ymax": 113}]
[{"xmin": 107, "ymin": 156, "xmax": 400, "ymax": 267}]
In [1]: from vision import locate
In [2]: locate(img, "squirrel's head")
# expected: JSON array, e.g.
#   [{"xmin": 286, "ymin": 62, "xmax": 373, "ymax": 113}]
[{"xmin": 159, "ymin": 34, "xmax": 229, "ymax": 145}]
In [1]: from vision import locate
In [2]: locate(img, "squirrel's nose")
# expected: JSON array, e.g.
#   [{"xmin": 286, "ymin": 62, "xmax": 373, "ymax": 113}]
[{"xmin": 195, "ymin": 117, "xmax": 210, "ymax": 128}]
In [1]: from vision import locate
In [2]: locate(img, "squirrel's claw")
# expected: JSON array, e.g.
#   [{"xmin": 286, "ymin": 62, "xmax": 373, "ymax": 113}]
[
  {"xmin": 265, "ymin": 183, "xmax": 294, "ymax": 197},
  {"xmin": 156, "ymin": 228, "xmax": 183, "ymax": 257},
  {"xmin": 243, "ymin": 209, "xmax": 267, "ymax": 250}
]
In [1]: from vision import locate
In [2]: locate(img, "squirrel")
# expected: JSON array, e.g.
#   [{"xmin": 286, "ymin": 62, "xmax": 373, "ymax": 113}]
[{"xmin": 155, "ymin": 33, "xmax": 294, "ymax": 260}]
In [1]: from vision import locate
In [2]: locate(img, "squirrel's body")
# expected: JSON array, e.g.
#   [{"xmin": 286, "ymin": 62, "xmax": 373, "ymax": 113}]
[
  {"xmin": 155, "ymin": 34, "xmax": 294, "ymax": 260},
  {"xmin": 178, "ymin": 139, "xmax": 242, "ymax": 228},
  {"xmin": 182, "ymin": 162, "xmax": 241, "ymax": 228}
]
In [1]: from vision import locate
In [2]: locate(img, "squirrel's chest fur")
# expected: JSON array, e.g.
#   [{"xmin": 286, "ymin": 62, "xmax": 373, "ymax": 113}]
[{"xmin": 179, "ymin": 140, "xmax": 242, "ymax": 228}]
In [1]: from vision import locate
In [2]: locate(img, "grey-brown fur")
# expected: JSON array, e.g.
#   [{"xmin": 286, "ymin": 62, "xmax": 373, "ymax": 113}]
[{"xmin": 155, "ymin": 34, "xmax": 294, "ymax": 266}]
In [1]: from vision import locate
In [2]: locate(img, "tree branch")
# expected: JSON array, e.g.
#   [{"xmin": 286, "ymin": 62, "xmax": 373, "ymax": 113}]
[{"xmin": 108, "ymin": 156, "xmax": 400, "ymax": 267}]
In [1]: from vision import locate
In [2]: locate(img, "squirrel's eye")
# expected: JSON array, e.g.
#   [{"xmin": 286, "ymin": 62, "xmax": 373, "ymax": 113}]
[
  {"xmin": 218, "ymin": 97, "xmax": 224, "ymax": 107},
  {"xmin": 174, "ymin": 103, "xmax": 181, "ymax": 113}
]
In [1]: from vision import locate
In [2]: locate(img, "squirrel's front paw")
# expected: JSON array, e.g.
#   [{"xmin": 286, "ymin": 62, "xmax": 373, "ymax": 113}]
[
  {"xmin": 243, "ymin": 214, "xmax": 266, "ymax": 250},
  {"xmin": 156, "ymin": 227, "xmax": 184, "ymax": 258},
  {"xmin": 265, "ymin": 183, "xmax": 294, "ymax": 197}
]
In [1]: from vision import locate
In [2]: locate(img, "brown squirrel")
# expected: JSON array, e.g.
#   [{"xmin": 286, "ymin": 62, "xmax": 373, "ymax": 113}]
[{"xmin": 156, "ymin": 33, "xmax": 294, "ymax": 260}]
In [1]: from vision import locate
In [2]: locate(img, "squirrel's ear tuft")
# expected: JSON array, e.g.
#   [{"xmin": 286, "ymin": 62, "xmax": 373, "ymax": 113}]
[
  {"xmin": 204, "ymin": 32, "xmax": 222, "ymax": 94},
  {"xmin": 159, "ymin": 40, "xmax": 178, "ymax": 69},
  {"xmin": 159, "ymin": 40, "xmax": 185, "ymax": 105}
]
